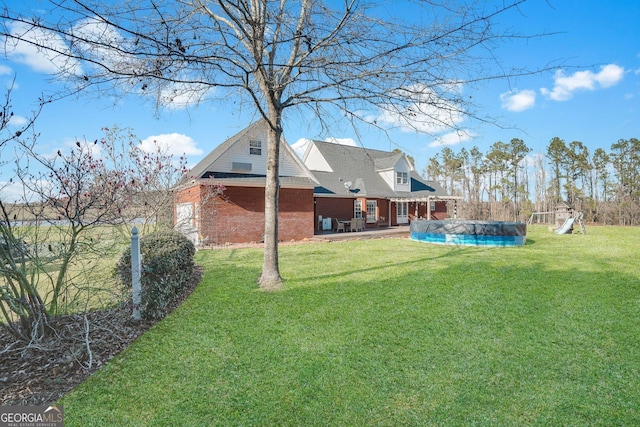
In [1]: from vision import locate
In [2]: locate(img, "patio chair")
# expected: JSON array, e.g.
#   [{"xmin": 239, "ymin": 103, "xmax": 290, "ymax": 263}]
[{"xmin": 332, "ymin": 218, "xmax": 346, "ymax": 232}]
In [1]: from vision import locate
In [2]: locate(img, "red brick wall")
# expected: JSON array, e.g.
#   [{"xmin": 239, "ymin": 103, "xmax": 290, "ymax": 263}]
[
  {"xmin": 432, "ymin": 201, "xmax": 448, "ymax": 220},
  {"xmin": 406, "ymin": 201, "xmax": 448, "ymax": 220},
  {"xmin": 176, "ymin": 183, "xmax": 450, "ymax": 242},
  {"xmin": 377, "ymin": 199, "xmax": 390, "ymax": 225},
  {"xmin": 315, "ymin": 197, "xmax": 355, "ymax": 224},
  {"xmin": 175, "ymin": 184, "xmax": 314, "ymax": 244}
]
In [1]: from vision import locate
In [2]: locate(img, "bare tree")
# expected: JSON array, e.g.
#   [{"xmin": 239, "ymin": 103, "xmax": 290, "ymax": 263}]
[
  {"xmin": 2, "ymin": 0, "xmax": 548, "ymax": 289},
  {"xmin": 546, "ymin": 136, "xmax": 567, "ymax": 205},
  {"xmin": 0, "ymin": 83, "xmax": 49, "ymax": 342},
  {"xmin": 1, "ymin": 120, "xmax": 186, "ymax": 342},
  {"xmin": 592, "ymin": 147, "xmax": 610, "ymax": 224},
  {"xmin": 505, "ymin": 138, "xmax": 531, "ymax": 220},
  {"xmin": 99, "ymin": 126, "xmax": 190, "ymax": 232},
  {"xmin": 610, "ymin": 138, "xmax": 640, "ymax": 225},
  {"xmin": 532, "ymin": 153, "xmax": 549, "ymax": 216},
  {"xmin": 468, "ymin": 146, "xmax": 485, "ymax": 219}
]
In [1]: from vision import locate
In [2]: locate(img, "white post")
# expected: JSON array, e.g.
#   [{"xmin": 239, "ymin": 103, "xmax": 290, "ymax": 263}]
[{"xmin": 131, "ymin": 226, "xmax": 141, "ymax": 320}]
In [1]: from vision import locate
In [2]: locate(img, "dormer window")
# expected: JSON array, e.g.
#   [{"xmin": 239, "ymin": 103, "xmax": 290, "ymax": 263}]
[
  {"xmin": 396, "ymin": 171, "xmax": 408, "ymax": 185},
  {"xmin": 249, "ymin": 140, "xmax": 262, "ymax": 155}
]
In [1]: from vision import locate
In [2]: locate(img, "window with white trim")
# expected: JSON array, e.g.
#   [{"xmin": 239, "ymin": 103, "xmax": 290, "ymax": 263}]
[
  {"xmin": 249, "ymin": 140, "xmax": 262, "ymax": 155},
  {"xmin": 396, "ymin": 171, "xmax": 408, "ymax": 185},
  {"xmin": 354, "ymin": 200, "xmax": 363, "ymax": 218},
  {"xmin": 366, "ymin": 200, "xmax": 377, "ymax": 223}
]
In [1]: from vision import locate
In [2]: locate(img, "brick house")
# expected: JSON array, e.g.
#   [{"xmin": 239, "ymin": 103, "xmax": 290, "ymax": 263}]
[
  {"xmin": 174, "ymin": 121, "xmax": 453, "ymax": 244},
  {"xmin": 300, "ymin": 140, "xmax": 451, "ymax": 232},
  {"xmin": 173, "ymin": 120, "xmax": 319, "ymax": 245}
]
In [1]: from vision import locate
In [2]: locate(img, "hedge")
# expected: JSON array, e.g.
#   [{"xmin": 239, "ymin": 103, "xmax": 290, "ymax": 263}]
[{"xmin": 117, "ymin": 229, "xmax": 196, "ymax": 319}]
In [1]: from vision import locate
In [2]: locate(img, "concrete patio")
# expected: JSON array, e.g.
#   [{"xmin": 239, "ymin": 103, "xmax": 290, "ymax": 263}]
[
  {"xmin": 311, "ymin": 225, "xmax": 411, "ymax": 242},
  {"xmin": 202, "ymin": 225, "xmax": 411, "ymax": 249}
]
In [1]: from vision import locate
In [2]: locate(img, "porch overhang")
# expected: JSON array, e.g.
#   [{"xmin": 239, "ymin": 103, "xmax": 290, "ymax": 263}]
[{"xmin": 388, "ymin": 195, "xmax": 463, "ymax": 203}]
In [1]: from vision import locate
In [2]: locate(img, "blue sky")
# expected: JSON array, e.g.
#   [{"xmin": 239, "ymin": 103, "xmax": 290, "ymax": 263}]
[{"xmin": 1, "ymin": 0, "xmax": 639, "ymax": 195}]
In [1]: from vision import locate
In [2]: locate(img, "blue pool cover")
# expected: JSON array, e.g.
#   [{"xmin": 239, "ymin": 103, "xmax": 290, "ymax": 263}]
[{"xmin": 410, "ymin": 220, "xmax": 526, "ymax": 247}]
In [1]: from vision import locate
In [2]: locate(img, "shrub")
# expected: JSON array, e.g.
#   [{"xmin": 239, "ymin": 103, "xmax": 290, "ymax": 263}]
[{"xmin": 117, "ymin": 229, "xmax": 196, "ymax": 319}]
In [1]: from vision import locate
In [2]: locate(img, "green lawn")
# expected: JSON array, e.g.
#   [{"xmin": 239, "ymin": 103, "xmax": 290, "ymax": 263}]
[{"xmin": 61, "ymin": 226, "xmax": 640, "ymax": 426}]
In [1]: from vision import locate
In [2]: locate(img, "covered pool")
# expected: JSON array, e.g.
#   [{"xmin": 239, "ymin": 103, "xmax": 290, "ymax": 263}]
[{"xmin": 410, "ymin": 219, "xmax": 527, "ymax": 247}]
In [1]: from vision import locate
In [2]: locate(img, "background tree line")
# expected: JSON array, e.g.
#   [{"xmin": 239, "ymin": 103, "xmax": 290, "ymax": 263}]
[{"xmin": 424, "ymin": 136, "xmax": 640, "ymax": 225}]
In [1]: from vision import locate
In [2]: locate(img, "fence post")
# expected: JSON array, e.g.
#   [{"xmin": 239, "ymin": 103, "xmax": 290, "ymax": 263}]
[{"xmin": 131, "ymin": 226, "xmax": 141, "ymax": 320}]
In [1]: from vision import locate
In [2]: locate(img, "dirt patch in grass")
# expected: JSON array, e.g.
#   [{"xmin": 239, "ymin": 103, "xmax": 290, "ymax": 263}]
[{"xmin": 0, "ymin": 266, "xmax": 203, "ymax": 406}]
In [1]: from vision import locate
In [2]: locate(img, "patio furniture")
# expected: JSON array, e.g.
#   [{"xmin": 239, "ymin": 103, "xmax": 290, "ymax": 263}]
[
  {"xmin": 333, "ymin": 218, "xmax": 346, "ymax": 232},
  {"xmin": 351, "ymin": 217, "xmax": 364, "ymax": 232}
]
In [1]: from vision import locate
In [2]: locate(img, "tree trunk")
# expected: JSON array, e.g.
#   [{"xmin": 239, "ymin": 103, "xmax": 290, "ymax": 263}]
[{"xmin": 258, "ymin": 111, "xmax": 283, "ymax": 290}]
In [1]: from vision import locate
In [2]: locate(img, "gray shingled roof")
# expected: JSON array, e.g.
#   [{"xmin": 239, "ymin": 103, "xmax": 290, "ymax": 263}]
[{"xmin": 307, "ymin": 141, "xmax": 448, "ymax": 199}]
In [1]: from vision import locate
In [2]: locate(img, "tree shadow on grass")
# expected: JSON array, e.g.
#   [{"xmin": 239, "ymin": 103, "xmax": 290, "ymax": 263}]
[{"xmin": 286, "ymin": 244, "xmax": 490, "ymax": 287}]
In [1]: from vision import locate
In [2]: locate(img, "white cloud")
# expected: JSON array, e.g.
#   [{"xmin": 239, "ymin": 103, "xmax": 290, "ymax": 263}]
[
  {"xmin": 429, "ymin": 129, "xmax": 476, "ymax": 148},
  {"xmin": 139, "ymin": 133, "xmax": 203, "ymax": 157},
  {"xmin": 6, "ymin": 16, "xmax": 211, "ymax": 110},
  {"xmin": 596, "ymin": 64, "xmax": 625, "ymax": 87},
  {"xmin": 158, "ymin": 82, "xmax": 213, "ymax": 110},
  {"xmin": 500, "ymin": 89, "xmax": 536, "ymax": 112},
  {"xmin": 541, "ymin": 64, "xmax": 625, "ymax": 101},
  {"xmin": 0, "ymin": 65, "xmax": 12, "ymax": 75},
  {"xmin": 72, "ymin": 17, "xmax": 211, "ymax": 110},
  {"xmin": 0, "ymin": 180, "xmax": 44, "ymax": 203},
  {"xmin": 72, "ymin": 16, "xmax": 142, "ymax": 78},
  {"xmin": 6, "ymin": 21, "xmax": 82, "ymax": 74},
  {"xmin": 0, "ymin": 182, "xmax": 24, "ymax": 203},
  {"xmin": 374, "ymin": 84, "xmax": 466, "ymax": 134},
  {"xmin": 8, "ymin": 115, "xmax": 27, "ymax": 126},
  {"xmin": 62, "ymin": 138, "xmax": 103, "ymax": 158},
  {"xmin": 72, "ymin": 17, "xmax": 124, "ymax": 54}
]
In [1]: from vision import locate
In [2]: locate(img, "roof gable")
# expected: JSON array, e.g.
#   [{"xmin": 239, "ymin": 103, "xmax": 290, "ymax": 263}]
[{"xmin": 186, "ymin": 120, "xmax": 317, "ymax": 186}]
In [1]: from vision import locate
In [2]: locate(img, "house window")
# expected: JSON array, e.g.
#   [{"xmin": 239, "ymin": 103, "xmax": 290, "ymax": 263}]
[
  {"xmin": 396, "ymin": 171, "xmax": 408, "ymax": 185},
  {"xmin": 354, "ymin": 200, "xmax": 362, "ymax": 218},
  {"xmin": 249, "ymin": 140, "xmax": 262, "ymax": 155},
  {"xmin": 366, "ymin": 200, "xmax": 377, "ymax": 223}
]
